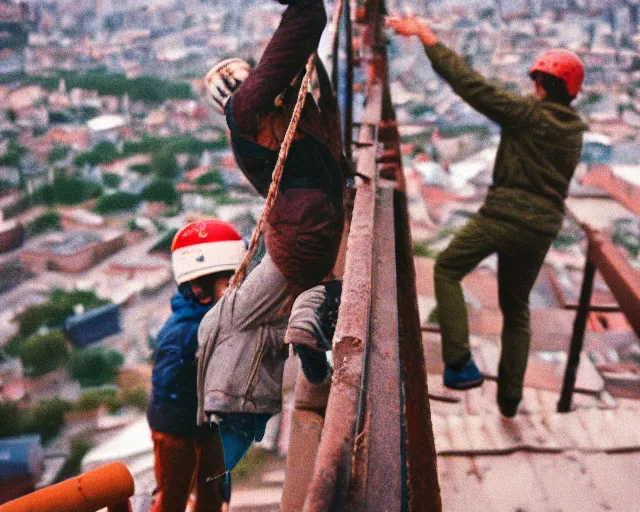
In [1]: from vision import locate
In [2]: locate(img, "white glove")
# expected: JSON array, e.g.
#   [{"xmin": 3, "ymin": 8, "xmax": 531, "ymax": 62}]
[{"xmin": 204, "ymin": 58, "xmax": 252, "ymax": 114}]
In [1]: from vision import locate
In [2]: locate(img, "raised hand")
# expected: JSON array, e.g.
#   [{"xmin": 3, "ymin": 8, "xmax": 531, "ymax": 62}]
[{"xmin": 385, "ymin": 14, "xmax": 438, "ymax": 46}]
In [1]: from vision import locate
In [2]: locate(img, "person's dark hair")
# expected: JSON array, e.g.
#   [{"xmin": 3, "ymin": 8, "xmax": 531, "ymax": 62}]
[{"xmin": 530, "ymin": 71, "xmax": 574, "ymax": 106}]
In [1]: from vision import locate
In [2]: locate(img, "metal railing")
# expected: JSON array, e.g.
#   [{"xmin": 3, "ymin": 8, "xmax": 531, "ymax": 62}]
[
  {"xmin": 0, "ymin": 463, "xmax": 134, "ymax": 512},
  {"xmin": 558, "ymin": 222, "xmax": 640, "ymax": 412},
  {"xmin": 282, "ymin": 0, "xmax": 442, "ymax": 509}
]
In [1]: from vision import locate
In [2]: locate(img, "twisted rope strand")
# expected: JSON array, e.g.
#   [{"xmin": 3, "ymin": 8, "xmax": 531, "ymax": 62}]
[{"xmin": 230, "ymin": 54, "xmax": 317, "ymax": 289}]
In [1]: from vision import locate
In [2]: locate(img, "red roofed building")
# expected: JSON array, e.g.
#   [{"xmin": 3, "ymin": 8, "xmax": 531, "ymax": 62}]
[
  {"xmin": 183, "ymin": 165, "xmax": 211, "ymax": 182},
  {"xmin": 46, "ymin": 126, "xmax": 91, "ymax": 150},
  {"xmin": 421, "ymin": 185, "xmax": 463, "ymax": 209}
]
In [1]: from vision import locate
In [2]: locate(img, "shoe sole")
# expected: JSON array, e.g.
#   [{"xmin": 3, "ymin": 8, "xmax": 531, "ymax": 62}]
[{"xmin": 443, "ymin": 377, "xmax": 485, "ymax": 391}]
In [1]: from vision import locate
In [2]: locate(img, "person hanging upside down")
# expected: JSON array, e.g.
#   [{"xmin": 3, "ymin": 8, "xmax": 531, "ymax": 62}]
[
  {"xmin": 387, "ymin": 14, "xmax": 588, "ymax": 417},
  {"xmin": 197, "ymin": 0, "xmax": 345, "ymax": 472}
]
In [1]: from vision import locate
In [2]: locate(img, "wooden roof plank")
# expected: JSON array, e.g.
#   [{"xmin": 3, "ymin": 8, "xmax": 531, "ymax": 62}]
[
  {"xmin": 437, "ymin": 456, "xmax": 495, "ymax": 512},
  {"xmin": 521, "ymin": 387, "xmax": 543, "ymax": 415},
  {"xmin": 523, "ymin": 415, "xmax": 562, "ymax": 452},
  {"xmin": 446, "ymin": 415, "xmax": 472, "ymax": 453},
  {"xmin": 576, "ymin": 408, "xmax": 619, "ymax": 451},
  {"xmin": 527, "ymin": 452, "xmax": 613, "ymax": 512},
  {"xmin": 462, "ymin": 414, "xmax": 497, "ymax": 453},
  {"xmin": 579, "ymin": 452, "xmax": 640, "ymax": 511},
  {"xmin": 607, "ymin": 409, "xmax": 640, "ymax": 452},
  {"xmin": 539, "ymin": 412, "xmax": 594, "ymax": 451},
  {"xmin": 474, "ymin": 453, "xmax": 552, "ymax": 512},
  {"xmin": 432, "ymin": 413, "xmax": 454, "ymax": 454}
]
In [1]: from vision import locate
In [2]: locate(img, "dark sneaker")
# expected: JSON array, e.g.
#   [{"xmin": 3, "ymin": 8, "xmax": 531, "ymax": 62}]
[
  {"xmin": 497, "ymin": 394, "xmax": 521, "ymax": 418},
  {"xmin": 443, "ymin": 358, "xmax": 484, "ymax": 390}
]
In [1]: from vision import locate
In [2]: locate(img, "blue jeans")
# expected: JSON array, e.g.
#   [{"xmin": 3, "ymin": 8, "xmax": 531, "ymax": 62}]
[{"xmin": 218, "ymin": 413, "xmax": 272, "ymax": 471}]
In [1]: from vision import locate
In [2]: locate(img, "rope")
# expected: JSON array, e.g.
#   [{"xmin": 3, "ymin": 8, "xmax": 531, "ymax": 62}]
[{"xmin": 229, "ymin": 54, "xmax": 317, "ymax": 289}]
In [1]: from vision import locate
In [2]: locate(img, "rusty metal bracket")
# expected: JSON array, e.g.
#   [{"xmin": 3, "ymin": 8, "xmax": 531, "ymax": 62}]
[{"xmin": 558, "ymin": 225, "xmax": 640, "ymax": 412}]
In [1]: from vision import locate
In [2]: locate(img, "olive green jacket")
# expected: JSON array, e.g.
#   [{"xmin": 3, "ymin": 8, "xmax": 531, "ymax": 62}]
[{"xmin": 425, "ymin": 43, "xmax": 589, "ymax": 236}]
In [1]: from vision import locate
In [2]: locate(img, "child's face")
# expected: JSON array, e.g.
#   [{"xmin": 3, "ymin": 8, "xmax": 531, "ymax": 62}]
[{"xmin": 190, "ymin": 274, "xmax": 231, "ymax": 304}]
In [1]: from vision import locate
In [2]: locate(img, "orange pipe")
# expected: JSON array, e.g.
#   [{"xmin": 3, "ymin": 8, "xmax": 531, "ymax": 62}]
[{"xmin": 0, "ymin": 462, "xmax": 134, "ymax": 512}]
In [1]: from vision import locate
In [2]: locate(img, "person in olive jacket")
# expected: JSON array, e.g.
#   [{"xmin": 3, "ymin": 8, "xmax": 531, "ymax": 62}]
[{"xmin": 387, "ymin": 15, "xmax": 588, "ymax": 417}]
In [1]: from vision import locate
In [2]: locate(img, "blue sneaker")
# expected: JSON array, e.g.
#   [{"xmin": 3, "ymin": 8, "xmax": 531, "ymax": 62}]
[{"xmin": 444, "ymin": 358, "xmax": 484, "ymax": 390}]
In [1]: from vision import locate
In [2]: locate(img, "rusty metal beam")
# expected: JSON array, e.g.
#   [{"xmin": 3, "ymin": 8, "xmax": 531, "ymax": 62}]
[
  {"xmin": 585, "ymin": 227, "xmax": 640, "ymax": 337},
  {"xmin": 281, "ymin": 354, "xmax": 334, "ymax": 510},
  {"xmin": 290, "ymin": 0, "xmax": 442, "ymax": 508},
  {"xmin": 394, "ymin": 189, "xmax": 443, "ymax": 511},
  {"xmin": 349, "ymin": 187, "xmax": 404, "ymax": 511},
  {"xmin": 303, "ymin": 81, "xmax": 383, "ymax": 512},
  {"xmin": 282, "ymin": 187, "xmax": 355, "ymax": 511},
  {"xmin": 559, "ymin": 225, "xmax": 640, "ymax": 411}
]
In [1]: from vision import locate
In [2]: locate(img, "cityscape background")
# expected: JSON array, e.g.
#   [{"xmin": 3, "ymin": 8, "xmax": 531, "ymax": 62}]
[{"xmin": 1, "ymin": 0, "xmax": 640, "ymax": 509}]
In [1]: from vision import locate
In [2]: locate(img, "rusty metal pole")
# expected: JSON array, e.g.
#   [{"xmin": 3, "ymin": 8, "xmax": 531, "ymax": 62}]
[
  {"xmin": 394, "ymin": 189, "xmax": 442, "ymax": 511},
  {"xmin": 347, "ymin": 187, "xmax": 404, "ymax": 511},
  {"xmin": 281, "ymin": 371, "xmax": 332, "ymax": 512},
  {"xmin": 558, "ymin": 242, "xmax": 597, "ymax": 413},
  {"xmin": 303, "ymin": 84, "xmax": 382, "ymax": 512},
  {"xmin": 585, "ymin": 227, "xmax": 640, "ymax": 337}
]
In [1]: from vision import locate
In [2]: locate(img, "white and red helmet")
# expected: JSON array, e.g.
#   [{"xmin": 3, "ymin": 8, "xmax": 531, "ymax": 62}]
[
  {"xmin": 171, "ymin": 219, "xmax": 245, "ymax": 284},
  {"xmin": 204, "ymin": 58, "xmax": 252, "ymax": 114},
  {"xmin": 529, "ymin": 49, "xmax": 585, "ymax": 97}
]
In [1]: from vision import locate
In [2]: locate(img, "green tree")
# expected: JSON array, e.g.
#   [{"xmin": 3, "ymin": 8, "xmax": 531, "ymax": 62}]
[
  {"xmin": 0, "ymin": 140, "xmax": 27, "ymax": 167},
  {"xmin": 0, "ymin": 401, "xmax": 24, "ymax": 438},
  {"xmin": 28, "ymin": 211, "xmax": 62, "ymax": 235},
  {"xmin": 48, "ymin": 145, "xmax": 70, "ymax": 164},
  {"xmin": 141, "ymin": 179, "xmax": 178, "ymax": 205},
  {"xmin": 32, "ymin": 171, "xmax": 102, "ymax": 207},
  {"xmin": 128, "ymin": 163, "xmax": 153, "ymax": 175},
  {"xmin": 26, "ymin": 68, "xmax": 196, "ymax": 102},
  {"xmin": 19, "ymin": 330, "xmax": 69, "ymax": 377},
  {"xmin": 0, "ymin": 178, "xmax": 17, "ymax": 193},
  {"xmin": 149, "ymin": 228, "xmax": 178, "ymax": 254},
  {"xmin": 3, "ymin": 335, "xmax": 27, "ymax": 357},
  {"xmin": 151, "ymin": 147, "xmax": 179, "ymax": 179},
  {"xmin": 102, "ymin": 173, "xmax": 122, "ymax": 188},
  {"xmin": 73, "ymin": 389, "xmax": 123, "ymax": 413},
  {"xmin": 68, "ymin": 347, "xmax": 124, "ymax": 387},
  {"xmin": 93, "ymin": 191, "xmax": 140, "ymax": 214},
  {"xmin": 195, "ymin": 169, "xmax": 224, "ymax": 187},
  {"xmin": 121, "ymin": 388, "xmax": 149, "ymax": 411},
  {"xmin": 23, "ymin": 398, "xmax": 72, "ymax": 442},
  {"xmin": 122, "ymin": 135, "xmax": 226, "ymax": 158},
  {"xmin": 14, "ymin": 289, "xmax": 110, "ymax": 338},
  {"xmin": 56, "ymin": 437, "xmax": 94, "ymax": 482},
  {"xmin": 74, "ymin": 141, "xmax": 119, "ymax": 167}
]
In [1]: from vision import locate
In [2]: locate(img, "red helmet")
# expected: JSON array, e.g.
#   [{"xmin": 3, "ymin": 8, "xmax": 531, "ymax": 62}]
[
  {"xmin": 529, "ymin": 49, "xmax": 585, "ymax": 97},
  {"xmin": 171, "ymin": 219, "xmax": 245, "ymax": 284}
]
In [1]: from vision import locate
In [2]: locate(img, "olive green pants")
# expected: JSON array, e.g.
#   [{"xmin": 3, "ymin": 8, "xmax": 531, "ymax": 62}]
[{"xmin": 434, "ymin": 213, "xmax": 553, "ymax": 399}]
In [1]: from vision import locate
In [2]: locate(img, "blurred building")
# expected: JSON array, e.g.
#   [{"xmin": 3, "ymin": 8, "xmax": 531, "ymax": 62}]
[
  {"xmin": 0, "ymin": 213, "xmax": 23, "ymax": 253},
  {"xmin": 0, "ymin": 435, "xmax": 44, "ymax": 504},
  {"xmin": 65, "ymin": 303, "xmax": 121, "ymax": 347},
  {"xmin": 19, "ymin": 229, "xmax": 126, "ymax": 273}
]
